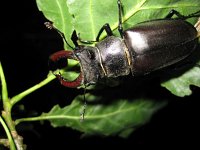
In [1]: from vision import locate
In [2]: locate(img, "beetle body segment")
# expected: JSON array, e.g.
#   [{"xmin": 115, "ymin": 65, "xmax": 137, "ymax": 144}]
[
  {"xmin": 76, "ymin": 19, "xmax": 198, "ymax": 85},
  {"xmin": 74, "ymin": 46, "xmax": 102, "ymax": 85},
  {"xmin": 123, "ymin": 19, "xmax": 198, "ymax": 75},
  {"xmin": 95, "ymin": 36, "xmax": 130, "ymax": 77},
  {"xmin": 74, "ymin": 36, "xmax": 130, "ymax": 85}
]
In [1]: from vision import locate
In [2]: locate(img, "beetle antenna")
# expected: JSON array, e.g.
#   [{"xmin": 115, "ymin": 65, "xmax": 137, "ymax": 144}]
[
  {"xmin": 44, "ymin": 22, "xmax": 75, "ymax": 49},
  {"xmin": 80, "ymin": 85, "xmax": 87, "ymax": 122}
]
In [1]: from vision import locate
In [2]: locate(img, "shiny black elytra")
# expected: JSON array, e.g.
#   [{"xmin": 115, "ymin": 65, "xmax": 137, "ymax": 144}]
[{"xmin": 48, "ymin": 0, "xmax": 200, "ymax": 88}]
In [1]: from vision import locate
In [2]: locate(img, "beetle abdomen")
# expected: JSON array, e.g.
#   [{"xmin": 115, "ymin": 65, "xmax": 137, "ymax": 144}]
[{"xmin": 123, "ymin": 19, "xmax": 198, "ymax": 75}]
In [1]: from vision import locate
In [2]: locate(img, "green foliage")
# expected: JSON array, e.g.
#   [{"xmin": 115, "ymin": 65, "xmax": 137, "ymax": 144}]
[
  {"xmin": 33, "ymin": 0, "xmax": 200, "ymax": 137},
  {"xmin": 29, "ymin": 95, "xmax": 166, "ymax": 137},
  {"xmin": 161, "ymin": 61, "xmax": 200, "ymax": 97},
  {"xmin": 37, "ymin": 0, "xmax": 200, "ymax": 43},
  {"xmin": 36, "ymin": 0, "xmax": 74, "ymax": 46}
]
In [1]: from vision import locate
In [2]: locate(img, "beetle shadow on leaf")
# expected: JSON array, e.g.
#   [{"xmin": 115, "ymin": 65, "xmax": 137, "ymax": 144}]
[{"xmin": 83, "ymin": 74, "xmax": 166, "ymax": 105}]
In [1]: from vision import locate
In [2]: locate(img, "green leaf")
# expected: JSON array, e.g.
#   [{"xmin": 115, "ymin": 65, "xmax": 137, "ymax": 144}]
[
  {"xmin": 34, "ymin": 0, "xmax": 200, "ymax": 137},
  {"xmin": 67, "ymin": 0, "xmax": 118, "ymax": 40},
  {"xmin": 17, "ymin": 94, "xmax": 166, "ymax": 137},
  {"xmin": 161, "ymin": 61, "xmax": 200, "ymax": 97},
  {"xmin": 37, "ymin": 0, "xmax": 200, "ymax": 42},
  {"xmin": 37, "ymin": 0, "xmax": 200, "ymax": 96},
  {"xmin": 67, "ymin": 0, "xmax": 200, "ymax": 40},
  {"xmin": 0, "ymin": 62, "xmax": 8, "ymax": 101},
  {"xmin": 36, "ymin": 0, "xmax": 74, "ymax": 47}
]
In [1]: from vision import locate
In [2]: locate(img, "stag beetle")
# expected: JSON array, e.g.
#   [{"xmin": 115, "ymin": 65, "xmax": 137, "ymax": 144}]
[{"xmin": 47, "ymin": 0, "xmax": 200, "ymax": 88}]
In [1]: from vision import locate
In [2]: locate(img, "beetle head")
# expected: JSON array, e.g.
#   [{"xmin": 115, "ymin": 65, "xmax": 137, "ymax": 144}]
[{"xmin": 49, "ymin": 45, "xmax": 106, "ymax": 88}]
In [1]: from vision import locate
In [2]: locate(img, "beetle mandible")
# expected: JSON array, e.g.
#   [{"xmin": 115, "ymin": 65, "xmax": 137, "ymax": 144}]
[{"xmin": 47, "ymin": 0, "xmax": 200, "ymax": 88}]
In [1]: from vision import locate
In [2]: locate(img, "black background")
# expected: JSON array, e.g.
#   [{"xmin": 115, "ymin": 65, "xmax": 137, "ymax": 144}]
[{"xmin": 0, "ymin": 0, "xmax": 200, "ymax": 149}]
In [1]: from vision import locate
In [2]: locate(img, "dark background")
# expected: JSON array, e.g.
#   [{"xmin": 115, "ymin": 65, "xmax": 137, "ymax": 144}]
[{"xmin": 0, "ymin": 0, "xmax": 200, "ymax": 149}]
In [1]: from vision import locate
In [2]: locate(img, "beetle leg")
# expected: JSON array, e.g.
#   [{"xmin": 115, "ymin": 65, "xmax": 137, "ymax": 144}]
[
  {"xmin": 77, "ymin": 33, "xmax": 97, "ymax": 44},
  {"xmin": 49, "ymin": 50, "xmax": 83, "ymax": 88},
  {"xmin": 186, "ymin": 10, "xmax": 200, "ymax": 19},
  {"xmin": 71, "ymin": 30, "xmax": 79, "ymax": 47},
  {"xmin": 77, "ymin": 23, "xmax": 113, "ymax": 44},
  {"xmin": 80, "ymin": 88, "xmax": 87, "ymax": 121},
  {"xmin": 165, "ymin": 9, "xmax": 200, "ymax": 20},
  {"xmin": 79, "ymin": 0, "xmax": 123, "ymax": 42},
  {"xmin": 117, "ymin": 0, "xmax": 123, "ymax": 37},
  {"xmin": 95, "ymin": 23, "xmax": 113, "ymax": 41},
  {"xmin": 165, "ymin": 9, "xmax": 185, "ymax": 19}
]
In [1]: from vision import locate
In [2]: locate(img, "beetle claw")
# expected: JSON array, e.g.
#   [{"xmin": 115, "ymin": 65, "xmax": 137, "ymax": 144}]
[
  {"xmin": 49, "ymin": 50, "xmax": 83, "ymax": 88},
  {"xmin": 55, "ymin": 72, "xmax": 83, "ymax": 88}
]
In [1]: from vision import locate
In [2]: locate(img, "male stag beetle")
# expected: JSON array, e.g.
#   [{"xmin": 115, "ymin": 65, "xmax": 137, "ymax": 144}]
[{"xmin": 47, "ymin": 0, "xmax": 200, "ymax": 88}]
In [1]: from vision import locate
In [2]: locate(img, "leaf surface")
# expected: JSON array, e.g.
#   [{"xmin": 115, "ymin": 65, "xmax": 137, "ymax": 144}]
[
  {"xmin": 161, "ymin": 61, "xmax": 200, "ymax": 97},
  {"xmin": 33, "ymin": 0, "xmax": 200, "ymax": 136},
  {"xmin": 36, "ymin": 0, "xmax": 74, "ymax": 46},
  {"xmin": 18, "ymin": 95, "xmax": 166, "ymax": 137}
]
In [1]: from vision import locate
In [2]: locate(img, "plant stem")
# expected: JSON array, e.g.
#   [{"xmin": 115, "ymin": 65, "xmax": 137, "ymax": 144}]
[
  {"xmin": 1, "ymin": 62, "xmax": 56, "ymax": 149},
  {"xmin": 0, "ymin": 116, "xmax": 16, "ymax": 150},
  {"xmin": 10, "ymin": 74, "xmax": 55, "ymax": 106},
  {"xmin": 0, "ymin": 62, "xmax": 8, "ymax": 103},
  {"xmin": 0, "ymin": 63, "xmax": 16, "ymax": 149},
  {"xmin": 0, "ymin": 62, "xmax": 14, "ymax": 130}
]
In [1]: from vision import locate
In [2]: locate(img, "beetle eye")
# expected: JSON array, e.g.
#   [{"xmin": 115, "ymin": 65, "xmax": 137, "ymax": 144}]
[{"xmin": 88, "ymin": 50, "xmax": 96, "ymax": 59}]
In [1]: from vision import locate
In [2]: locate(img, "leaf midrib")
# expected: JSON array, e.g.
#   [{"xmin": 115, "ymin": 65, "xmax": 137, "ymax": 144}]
[
  {"xmin": 41, "ymin": 105, "xmax": 152, "ymax": 120},
  {"xmin": 56, "ymin": 0, "xmax": 66, "ymax": 34},
  {"xmin": 89, "ymin": 0, "xmax": 95, "ymax": 39}
]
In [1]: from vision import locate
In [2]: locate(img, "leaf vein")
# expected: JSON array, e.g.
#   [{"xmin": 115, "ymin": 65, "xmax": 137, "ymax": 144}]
[
  {"xmin": 89, "ymin": 0, "xmax": 95, "ymax": 40},
  {"xmin": 55, "ymin": 0, "xmax": 66, "ymax": 33},
  {"xmin": 41, "ymin": 106, "xmax": 141, "ymax": 120}
]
